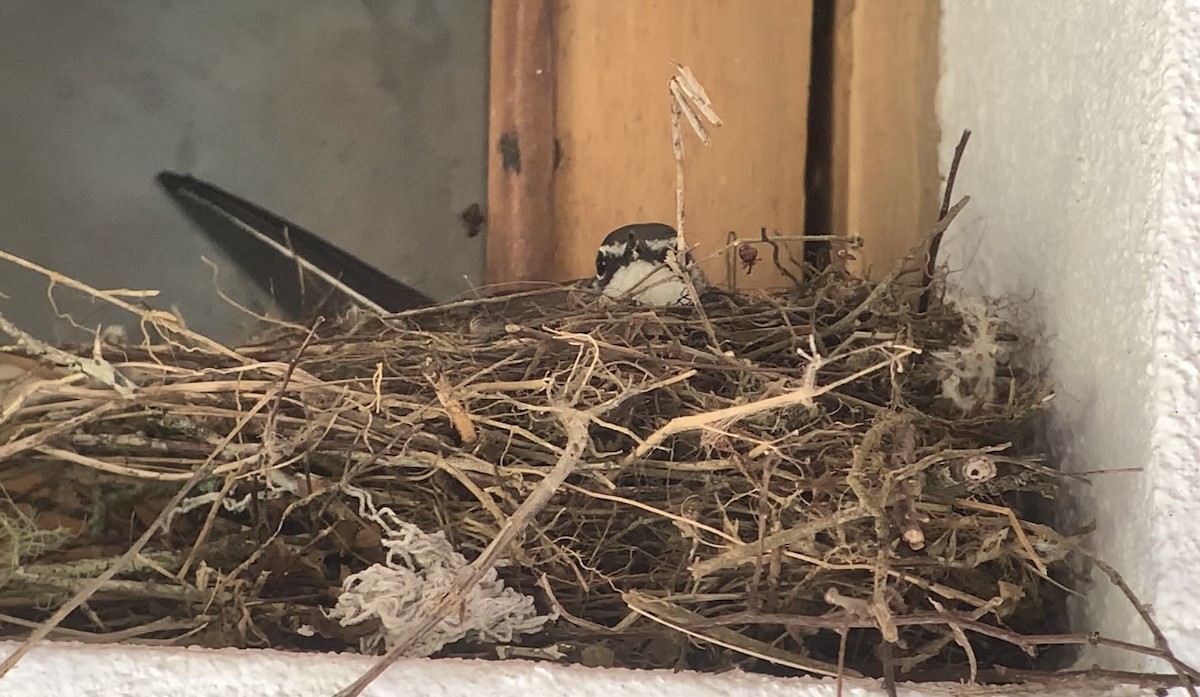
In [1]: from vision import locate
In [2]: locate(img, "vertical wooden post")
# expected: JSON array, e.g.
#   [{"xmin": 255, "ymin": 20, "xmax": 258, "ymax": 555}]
[
  {"xmin": 485, "ymin": 0, "xmax": 557, "ymax": 286},
  {"xmin": 551, "ymin": 0, "xmax": 812, "ymax": 290},
  {"xmin": 829, "ymin": 0, "xmax": 941, "ymax": 280}
]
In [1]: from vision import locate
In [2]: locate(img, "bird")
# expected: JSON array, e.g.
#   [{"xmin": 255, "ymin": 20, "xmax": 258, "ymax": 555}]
[
  {"xmin": 155, "ymin": 172, "xmax": 434, "ymax": 318},
  {"xmin": 157, "ymin": 172, "xmax": 707, "ymax": 314},
  {"xmin": 590, "ymin": 222, "xmax": 709, "ymax": 306}
]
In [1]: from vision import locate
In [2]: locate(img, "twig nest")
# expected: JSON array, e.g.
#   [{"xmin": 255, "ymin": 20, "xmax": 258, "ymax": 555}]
[{"xmin": 0, "ymin": 268, "xmax": 1069, "ymax": 681}]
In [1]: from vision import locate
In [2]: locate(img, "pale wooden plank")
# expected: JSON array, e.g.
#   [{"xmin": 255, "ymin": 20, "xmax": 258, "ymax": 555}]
[
  {"xmin": 830, "ymin": 0, "xmax": 941, "ymax": 281},
  {"xmin": 552, "ymin": 0, "xmax": 813, "ymax": 290},
  {"xmin": 485, "ymin": 0, "xmax": 558, "ymax": 286}
]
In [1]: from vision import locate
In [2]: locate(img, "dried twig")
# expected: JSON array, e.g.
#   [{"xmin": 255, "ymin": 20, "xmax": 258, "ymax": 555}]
[
  {"xmin": 668, "ymin": 62, "xmax": 723, "ymax": 256},
  {"xmin": 681, "ymin": 609, "xmax": 1200, "ymax": 679},
  {"xmin": 166, "ymin": 189, "xmax": 390, "ymax": 316},
  {"xmin": 623, "ymin": 591, "xmax": 857, "ymax": 679},
  {"xmin": 424, "ymin": 356, "xmax": 478, "ymax": 444},
  {"xmin": 919, "ymin": 128, "xmax": 972, "ymax": 313},
  {"xmin": 667, "ymin": 63, "xmax": 722, "ymax": 349},
  {"xmin": 624, "ymin": 344, "xmax": 917, "ymax": 464},
  {"xmin": 954, "ymin": 498, "xmax": 1049, "ymax": 577},
  {"xmin": 1091, "ymin": 556, "xmax": 1199, "ymax": 696},
  {"xmin": 0, "ymin": 389, "xmax": 278, "ymax": 677},
  {"xmin": 758, "ymin": 227, "xmax": 805, "ymax": 290},
  {"xmin": 0, "ymin": 248, "xmax": 248, "ymax": 363},
  {"xmin": 335, "ymin": 410, "xmax": 591, "ymax": 697},
  {"xmin": 0, "ymin": 311, "xmax": 136, "ymax": 397},
  {"xmin": 178, "ymin": 319, "xmax": 321, "ymax": 579},
  {"xmin": 822, "ymin": 196, "xmax": 969, "ymax": 338}
]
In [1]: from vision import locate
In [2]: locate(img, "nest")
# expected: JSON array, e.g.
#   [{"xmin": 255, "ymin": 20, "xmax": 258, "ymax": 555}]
[{"xmin": 0, "ymin": 248, "xmax": 1102, "ymax": 682}]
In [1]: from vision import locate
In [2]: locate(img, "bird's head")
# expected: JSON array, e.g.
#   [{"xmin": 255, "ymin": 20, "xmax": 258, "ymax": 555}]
[{"xmin": 591, "ymin": 223, "xmax": 709, "ymax": 306}]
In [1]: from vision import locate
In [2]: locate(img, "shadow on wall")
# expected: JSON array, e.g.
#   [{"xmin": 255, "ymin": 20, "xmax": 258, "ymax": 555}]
[{"xmin": 0, "ymin": 0, "xmax": 489, "ymax": 345}]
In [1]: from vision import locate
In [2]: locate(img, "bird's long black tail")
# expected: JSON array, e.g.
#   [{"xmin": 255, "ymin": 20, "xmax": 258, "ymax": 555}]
[{"xmin": 156, "ymin": 172, "xmax": 433, "ymax": 316}]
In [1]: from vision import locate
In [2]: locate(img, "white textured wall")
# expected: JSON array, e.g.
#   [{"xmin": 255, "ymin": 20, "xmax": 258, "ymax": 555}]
[{"xmin": 939, "ymin": 0, "xmax": 1200, "ymax": 671}]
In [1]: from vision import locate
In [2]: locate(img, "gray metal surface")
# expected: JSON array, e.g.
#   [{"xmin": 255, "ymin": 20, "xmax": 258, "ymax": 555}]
[{"xmin": 0, "ymin": 0, "xmax": 489, "ymax": 343}]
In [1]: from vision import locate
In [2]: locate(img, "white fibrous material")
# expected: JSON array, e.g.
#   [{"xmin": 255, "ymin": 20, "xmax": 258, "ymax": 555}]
[
  {"xmin": 326, "ymin": 486, "xmax": 552, "ymax": 657},
  {"xmin": 933, "ymin": 296, "xmax": 1007, "ymax": 414}
]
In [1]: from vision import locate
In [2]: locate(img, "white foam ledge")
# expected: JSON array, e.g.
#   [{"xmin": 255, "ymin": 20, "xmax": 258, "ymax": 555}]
[{"xmin": 0, "ymin": 639, "xmax": 1173, "ymax": 697}]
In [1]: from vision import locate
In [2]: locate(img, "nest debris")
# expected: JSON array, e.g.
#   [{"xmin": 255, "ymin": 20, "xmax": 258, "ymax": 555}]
[{"xmin": 0, "ymin": 250, "xmax": 1194, "ymax": 695}]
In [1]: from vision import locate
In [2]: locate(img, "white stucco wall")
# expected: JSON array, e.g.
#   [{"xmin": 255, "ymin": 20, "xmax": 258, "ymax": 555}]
[{"xmin": 938, "ymin": 0, "xmax": 1200, "ymax": 673}]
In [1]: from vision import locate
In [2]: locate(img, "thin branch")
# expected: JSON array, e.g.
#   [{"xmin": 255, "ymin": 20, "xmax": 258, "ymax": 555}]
[
  {"xmin": 1091, "ymin": 556, "xmax": 1199, "ymax": 696},
  {"xmin": 0, "ymin": 390, "xmax": 278, "ymax": 678},
  {"xmin": 178, "ymin": 318, "xmax": 321, "ymax": 579},
  {"xmin": 823, "ymin": 196, "xmax": 970, "ymax": 338},
  {"xmin": 335, "ymin": 410, "xmax": 591, "ymax": 697},
  {"xmin": 759, "ymin": 226, "xmax": 804, "ymax": 289},
  {"xmin": 919, "ymin": 128, "xmax": 972, "ymax": 313},
  {"xmin": 624, "ymin": 346, "xmax": 917, "ymax": 465},
  {"xmin": 0, "ymin": 248, "xmax": 248, "ymax": 363},
  {"xmin": 0, "ymin": 311, "xmax": 136, "ymax": 397}
]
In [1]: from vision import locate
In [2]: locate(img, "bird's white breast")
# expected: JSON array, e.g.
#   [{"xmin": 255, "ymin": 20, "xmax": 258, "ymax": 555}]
[{"xmin": 601, "ymin": 258, "xmax": 702, "ymax": 306}]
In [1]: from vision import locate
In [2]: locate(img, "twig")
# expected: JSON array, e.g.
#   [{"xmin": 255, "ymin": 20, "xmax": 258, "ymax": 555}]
[
  {"xmin": 334, "ymin": 410, "xmax": 591, "ymax": 697},
  {"xmin": 624, "ymin": 345, "xmax": 917, "ymax": 464},
  {"xmin": 383, "ymin": 284, "xmax": 577, "ymax": 320},
  {"xmin": 667, "ymin": 63, "xmax": 723, "ymax": 347},
  {"xmin": 919, "ymin": 128, "xmax": 972, "ymax": 313},
  {"xmin": 931, "ymin": 598, "xmax": 978, "ymax": 683},
  {"xmin": 1091, "ymin": 556, "xmax": 1199, "ymax": 696},
  {"xmin": 665, "ymin": 249, "xmax": 722, "ymax": 351},
  {"xmin": 822, "ymin": 196, "xmax": 969, "ymax": 338},
  {"xmin": 759, "ymin": 227, "xmax": 804, "ymax": 289},
  {"xmin": 536, "ymin": 574, "xmax": 612, "ymax": 634},
  {"xmin": 953, "ymin": 498, "xmax": 1049, "ymax": 577},
  {"xmin": 200, "ymin": 255, "xmax": 309, "ymax": 332},
  {"xmin": 690, "ymin": 505, "xmax": 864, "ymax": 578},
  {"xmin": 0, "ymin": 248, "xmax": 248, "ymax": 363},
  {"xmin": 178, "ymin": 319, "xmax": 321, "ymax": 579},
  {"xmin": 982, "ymin": 666, "xmax": 1192, "ymax": 689},
  {"xmin": 623, "ymin": 590, "xmax": 857, "ymax": 679},
  {"xmin": 939, "ymin": 131, "xmax": 972, "ymax": 229},
  {"xmin": 681, "ymin": 609, "xmax": 1200, "ymax": 679},
  {"xmin": 0, "ymin": 402, "xmax": 120, "ymax": 461},
  {"xmin": 0, "ymin": 311, "xmax": 136, "ymax": 397},
  {"xmin": 835, "ymin": 626, "xmax": 848, "ymax": 697},
  {"xmin": 668, "ymin": 63, "xmax": 722, "ymax": 258},
  {"xmin": 0, "ymin": 389, "xmax": 278, "ymax": 678},
  {"xmin": 167, "ymin": 188, "xmax": 389, "ymax": 317},
  {"xmin": 879, "ymin": 637, "xmax": 897, "ymax": 697},
  {"xmin": 0, "ymin": 614, "xmax": 196, "ymax": 643},
  {"xmin": 424, "ymin": 357, "xmax": 478, "ymax": 444}
]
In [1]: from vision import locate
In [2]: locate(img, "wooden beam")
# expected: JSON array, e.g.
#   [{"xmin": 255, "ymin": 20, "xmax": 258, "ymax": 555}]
[
  {"xmin": 551, "ymin": 0, "xmax": 813, "ymax": 291},
  {"xmin": 485, "ymin": 0, "xmax": 557, "ymax": 287},
  {"xmin": 829, "ymin": 0, "xmax": 941, "ymax": 280}
]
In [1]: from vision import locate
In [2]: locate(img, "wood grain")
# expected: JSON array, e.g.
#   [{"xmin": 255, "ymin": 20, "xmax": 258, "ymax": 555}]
[
  {"xmin": 485, "ymin": 0, "xmax": 557, "ymax": 287},
  {"xmin": 829, "ymin": 0, "xmax": 941, "ymax": 280},
  {"xmin": 551, "ymin": 0, "xmax": 813, "ymax": 290}
]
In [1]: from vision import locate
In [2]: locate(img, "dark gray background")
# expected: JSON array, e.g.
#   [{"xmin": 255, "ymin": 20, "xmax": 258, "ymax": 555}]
[{"xmin": 0, "ymin": 0, "xmax": 489, "ymax": 344}]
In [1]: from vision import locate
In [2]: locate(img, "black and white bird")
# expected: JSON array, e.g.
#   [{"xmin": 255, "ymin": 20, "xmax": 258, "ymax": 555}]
[
  {"xmin": 158, "ymin": 172, "xmax": 708, "ymax": 314},
  {"xmin": 590, "ymin": 222, "xmax": 709, "ymax": 307},
  {"xmin": 156, "ymin": 172, "xmax": 433, "ymax": 318}
]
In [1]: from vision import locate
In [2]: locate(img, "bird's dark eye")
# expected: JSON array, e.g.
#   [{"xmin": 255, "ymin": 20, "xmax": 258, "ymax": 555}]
[{"xmin": 595, "ymin": 255, "xmax": 607, "ymax": 277}]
